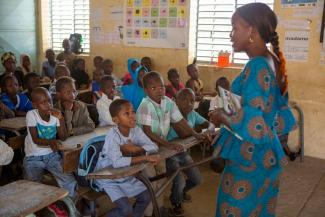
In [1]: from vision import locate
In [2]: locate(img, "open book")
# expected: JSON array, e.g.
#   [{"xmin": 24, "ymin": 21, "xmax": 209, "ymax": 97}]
[
  {"xmin": 218, "ymin": 86, "xmax": 241, "ymax": 115},
  {"xmin": 218, "ymin": 86, "xmax": 243, "ymax": 141}
]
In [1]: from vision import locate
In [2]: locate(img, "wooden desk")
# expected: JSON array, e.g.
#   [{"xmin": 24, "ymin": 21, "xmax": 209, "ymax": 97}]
[
  {"xmin": 0, "ymin": 180, "xmax": 68, "ymax": 217},
  {"xmin": 61, "ymin": 126, "xmax": 112, "ymax": 149},
  {"xmin": 0, "ymin": 117, "xmax": 26, "ymax": 136},
  {"xmin": 86, "ymin": 136, "xmax": 209, "ymax": 217},
  {"xmin": 87, "ymin": 136, "xmax": 200, "ymax": 180},
  {"xmin": 60, "ymin": 126, "xmax": 113, "ymax": 173}
]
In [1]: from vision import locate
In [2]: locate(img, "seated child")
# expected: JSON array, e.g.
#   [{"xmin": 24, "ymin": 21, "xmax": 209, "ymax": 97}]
[
  {"xmin": 42, "ymin": 48, "xmax": 57, "ymax": 80},
  {"xmin": 91, "ymin": 67, "xmax": 104, "ymax": 102},
  {"xmin": 185, "ymin": 60, "xmax": 204, "ymax": 101},
  {"xmin": 18, "ymin": 54, "xmax": 35, "ymax": 75},
  {"xmin": 56, "ymin": 38, "xmax": 76, "ymax": 71},
  {"xmin": 23, "ymin": 72, "xmax": 41, "ymax": 100},
  {"xmin": 208, "ymin": 77, "xmax": 230, "ymax": 174},
  {"xmin": 102, "ymin": 59, "xmax": 122, "ymax": 86},
  {"xmin": 141, "ymin": 56, "xmax": 152, "ymax": 72},
  {"xmin": 1, "ymin": 52, "xmax": 24, "ymax": 87},
  {"xmin": 0, "ymin": 75, "xmax": 33, "ymax": 116},
  {"xmin": 137, "ymin": 71, "xmax": 202, "ymax": 150},
  {"xmin": 122, "ymin": 58, "xmax": 139, "ymax": 86},
  {"xmin": 71, "ymin": 58, "xmax": 90, "ymax": 90},
  {"xmin": 94, "ymin": 99, "xmax": 160, "ymax": 217},
  {"xmin": 96, "ymin": 75, "xmax": 119, "ymax": 126},
  {"xmin": 165, "ymin": 68, "xmax": 185, "ymax": 99},
  {"xmin": 166, "ymin": 88, "xmax": 210, "ymax": 215},
  {"xmin": 136, "ymin": 72, "xmax": 205, "ymax": 215},
  {"xmin": 54, "ymin": 76, "xmax": 95, "ymax": 136},
  {"xmin": 209, "ymin": 77, "xmax": 230, "ymax": 112},
  {"xmin": 49, "ymin": 64, "xmax": 71, "ymax": 96},
  {"xmin": 121, "ymin": 65, "xmax": 147, "ymax": 110},
  {"xmin": 23, "ymin": 87, "xmax": 76, "ymax": 197},
  {"xmin": 93, "ymin": 55, "xmax": 103, "ymax": 70}
]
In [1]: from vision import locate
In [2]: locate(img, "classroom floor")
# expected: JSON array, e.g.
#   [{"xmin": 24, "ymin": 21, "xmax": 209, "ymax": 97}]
[{"xmin": 96, "ymin": 148, "xmax": 325, "ymax": 217}]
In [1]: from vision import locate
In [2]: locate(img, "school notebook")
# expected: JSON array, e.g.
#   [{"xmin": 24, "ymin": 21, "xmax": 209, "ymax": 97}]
[
  {"xmin": 218, "ymin": 86, "xmax": 241, "ymax": 115},
  {"xmin": 218, "ymin": 86, "xmax": 243, "ymax": 141}
]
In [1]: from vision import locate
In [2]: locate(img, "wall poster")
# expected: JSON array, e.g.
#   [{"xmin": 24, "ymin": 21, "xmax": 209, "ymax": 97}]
[
  {"xmin": 124, "ymin": 0, "xmax": 189, "ymax": 49},
  {"xmin": 281, "ymin": 0, "xmax": 317, "ymax": 8}
]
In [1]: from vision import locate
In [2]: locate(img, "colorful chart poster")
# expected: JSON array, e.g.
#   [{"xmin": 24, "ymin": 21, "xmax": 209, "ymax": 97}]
[
  {"xmin": 124, "ymin": 0, "xmax": 189, "ymax": 48},
  {"xmin": 281, "ymin": 0, "xmax": 317, "ymax": 8}
]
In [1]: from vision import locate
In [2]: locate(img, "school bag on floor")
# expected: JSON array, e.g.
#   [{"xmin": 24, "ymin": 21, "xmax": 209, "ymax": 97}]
[
  {"xmin": 36, "ymin": 197, "xmax": 80, "ymax": 217},
  {"xmin": 76, "ymin": 135, "xmax": 106, "ymax": 191}
]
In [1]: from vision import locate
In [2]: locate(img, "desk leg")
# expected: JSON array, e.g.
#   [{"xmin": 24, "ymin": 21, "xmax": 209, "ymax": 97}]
[{"xmin": 136, "ymin": 173, "xmax": 161, "ymax": 217}]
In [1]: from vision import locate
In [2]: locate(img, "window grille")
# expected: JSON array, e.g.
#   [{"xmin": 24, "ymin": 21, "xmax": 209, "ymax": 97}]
[
  {"xmin": 196, "ymin": 0, "xmax": 274, "ymax": 64},
  {"xmin": 50, "ymin": 0, "xmax": 90, "ymax": 53}
]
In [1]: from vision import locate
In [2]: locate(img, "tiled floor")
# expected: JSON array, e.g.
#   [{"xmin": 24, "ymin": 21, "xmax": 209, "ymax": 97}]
[{"xmin": 97, "ymin": 152, "xmax": 325, "ymax": 217}]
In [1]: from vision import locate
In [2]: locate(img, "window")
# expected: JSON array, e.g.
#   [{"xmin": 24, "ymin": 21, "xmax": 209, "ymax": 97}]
[
  {"xmin": 196, "ymin": 0, "xmax": 274, "ymax": 65},
  {"xmin": 50, "ymin": 0, "xmax": 90, "ymax": 53}
]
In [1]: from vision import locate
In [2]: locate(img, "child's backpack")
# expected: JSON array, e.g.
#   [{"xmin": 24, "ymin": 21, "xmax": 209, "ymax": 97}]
[{"xmin": 76, "ymin": 135, "xmax": 106, "ymax": 191}]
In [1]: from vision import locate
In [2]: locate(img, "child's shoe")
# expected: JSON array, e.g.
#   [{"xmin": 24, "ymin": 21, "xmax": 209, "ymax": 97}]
[{"xmin": 182, "ymin": 192, "xmax": 192, "ymax": 203}]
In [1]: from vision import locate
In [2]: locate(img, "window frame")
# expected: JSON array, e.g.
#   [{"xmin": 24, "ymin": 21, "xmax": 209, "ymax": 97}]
[
  {"xmin": 195, "ymin": 0, "xmax": 274, "ymax": 65},
  {"xmin": 50, "ymin": 0, "xmax": 90, "ymax": 53}
]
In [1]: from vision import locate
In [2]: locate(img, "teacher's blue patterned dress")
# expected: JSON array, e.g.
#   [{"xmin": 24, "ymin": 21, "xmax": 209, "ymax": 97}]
[{"xmin": 214, "ymin": 57, "xmax": 296, "ymax": 217}]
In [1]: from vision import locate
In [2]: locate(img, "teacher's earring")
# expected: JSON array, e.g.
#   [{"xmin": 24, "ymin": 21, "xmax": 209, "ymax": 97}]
[{"xmin": 249, "ymin": 37, "xmax": 254, "ymax": 43}]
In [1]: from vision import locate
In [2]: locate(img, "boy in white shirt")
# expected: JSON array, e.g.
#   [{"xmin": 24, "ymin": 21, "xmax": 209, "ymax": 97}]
[
  {"xmin": 23, "ymin": 87, "xmax": 77, "ymax": 198},
  {"xmin": 96, "ymin": 75, "xmax": 120, "ymax": 126},
  {"xmin": 209, "ymin": 77, "xmax": 230, "ymax": 112}
]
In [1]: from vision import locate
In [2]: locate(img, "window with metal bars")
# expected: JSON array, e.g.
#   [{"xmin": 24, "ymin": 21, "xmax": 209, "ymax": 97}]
[
  {"xmin": 196, "ymin": 0, "xmax": 274, "ymax": 65},
  {"xmin": 50, "ymin": 0, "xmax": 90, "ymax": 53}
]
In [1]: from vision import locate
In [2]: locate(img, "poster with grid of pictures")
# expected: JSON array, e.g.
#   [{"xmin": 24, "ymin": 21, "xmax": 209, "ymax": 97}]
[{"xmin": 124, "ymin": 0, "xmax": 189, "ymax": 49}]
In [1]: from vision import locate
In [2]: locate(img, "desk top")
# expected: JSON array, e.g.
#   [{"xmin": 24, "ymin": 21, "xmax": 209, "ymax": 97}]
[
  {"xmin": 0, "ymin": 117, "xmax": 26, "ymax": 132},
  {"xmin": 77, "ymin": 89, "xmax": 91, "ymax": 94},
  {"xmin": 87, "ymin": 136, "xmax": 201, "ymax": 180},
  {"xmin": 61, "ymin": 126, "xmax": 113, "ymax": 148},
  {"xmin": 0, "ymin": 180, "xmax": 68, "ymax": 217}
]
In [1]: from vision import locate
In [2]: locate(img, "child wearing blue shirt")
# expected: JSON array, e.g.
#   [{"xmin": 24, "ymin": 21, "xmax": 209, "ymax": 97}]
[
  {"xmin": 166, "ymin": 88, "xmax": 210, "ymax": 216},
  {"xmin": 136, "ymin": 72, "xmax": 205, "ymax": 216},
  {"xmin": 0, "ymin": 75, "xmax": 33, "ymax": 116}
]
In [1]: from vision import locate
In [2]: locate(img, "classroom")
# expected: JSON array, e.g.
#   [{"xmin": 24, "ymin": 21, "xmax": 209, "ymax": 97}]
[{"xmin": 0, "ymin": 0, "xmax": 325, "ymax": 217}]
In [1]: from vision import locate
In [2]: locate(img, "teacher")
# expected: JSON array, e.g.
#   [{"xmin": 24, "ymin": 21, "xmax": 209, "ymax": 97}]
[{"xmin": 209, "ymin": 3, "xmax": 296, "ymax": 217}]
